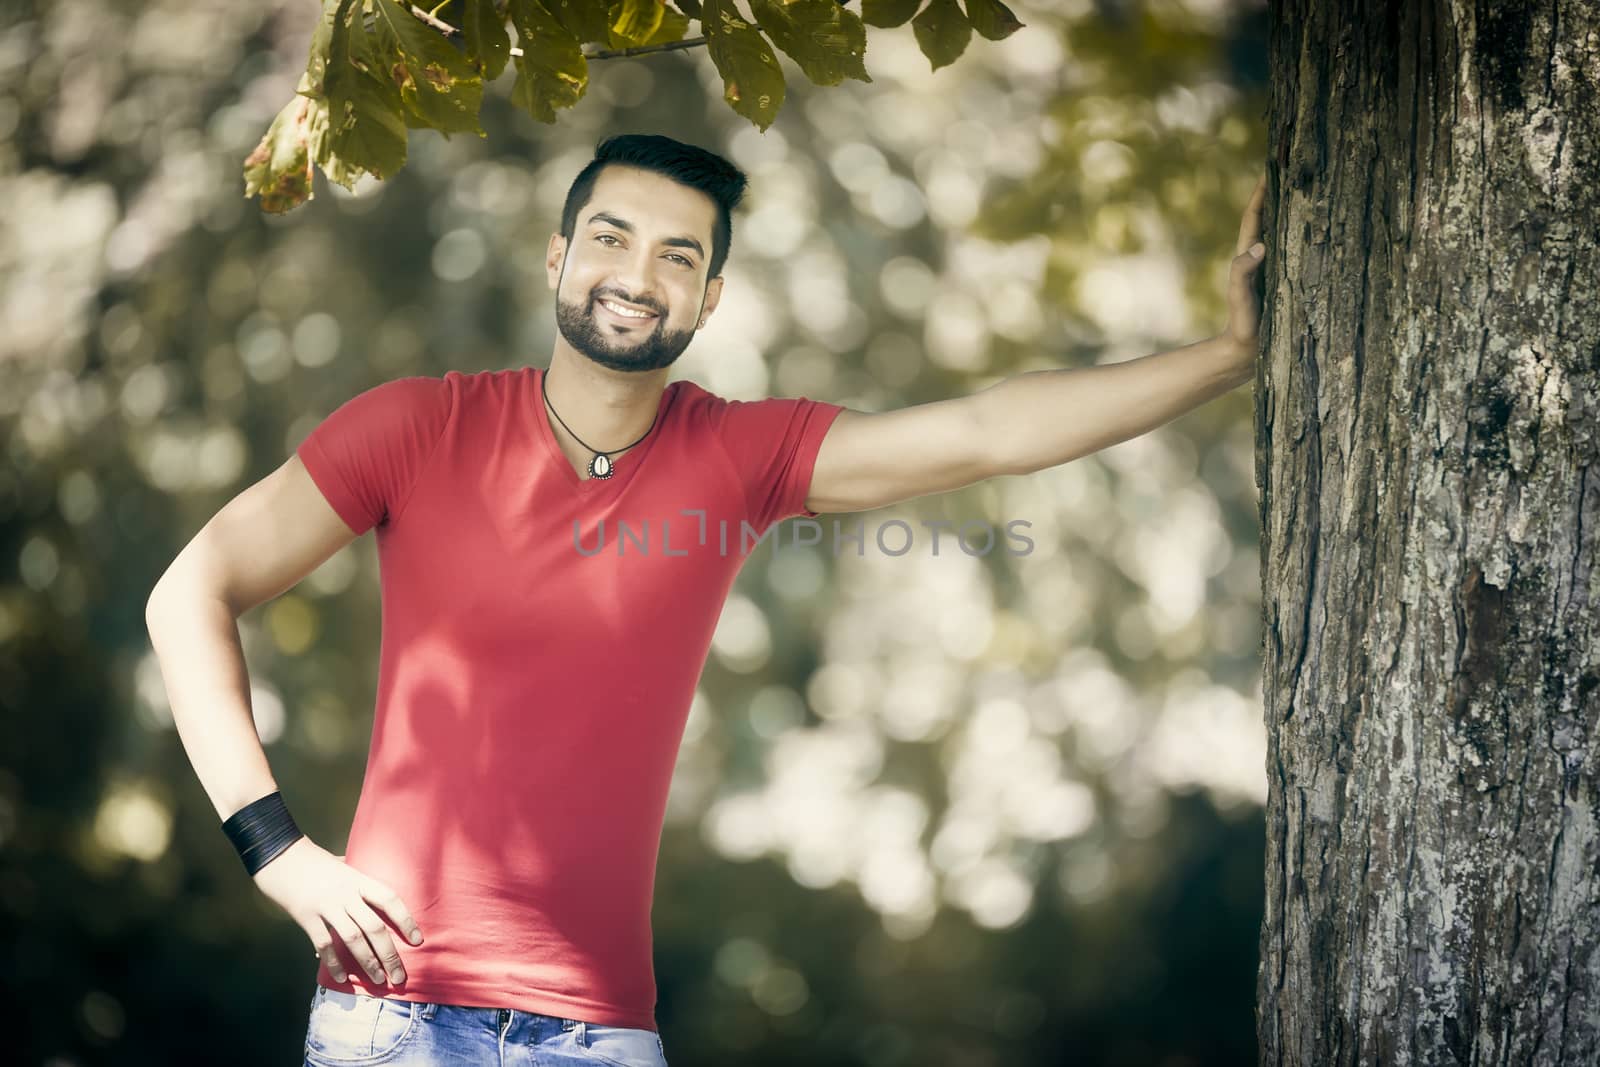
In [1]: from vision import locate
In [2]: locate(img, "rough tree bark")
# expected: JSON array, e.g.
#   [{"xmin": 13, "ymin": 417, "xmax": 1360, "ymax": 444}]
[{"xmin": 1256, "ymin": 2, "xmax": 1598, "ymax": 1064}]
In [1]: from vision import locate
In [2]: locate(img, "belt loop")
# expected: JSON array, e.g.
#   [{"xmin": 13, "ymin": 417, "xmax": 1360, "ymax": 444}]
[
  {"xmin": 574, "ymin": 1020, "xmax": 586, "ymax": 1044},
  {"xmin": 419, "ymin": 1000, "xmax": 437, "ymax": 1020}
]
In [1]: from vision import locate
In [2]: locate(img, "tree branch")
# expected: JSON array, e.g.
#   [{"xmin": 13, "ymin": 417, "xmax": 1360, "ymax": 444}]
[
  {"xmin": 406, "ymin": 3, "xmax": 708, "ymax": 62},
  {"xmin": 406, "ymin": 0, "xmax": 853, "ymax": 63}
]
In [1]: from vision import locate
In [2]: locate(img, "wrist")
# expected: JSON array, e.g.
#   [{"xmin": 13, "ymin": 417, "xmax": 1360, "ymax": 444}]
[
  {"xmin": 1211, "ymin": 334, "xmax": 1256, "ymax": 383},
  {"xmin": 222, "ymin": 790, "xmax": 305, "ymax": 877}
]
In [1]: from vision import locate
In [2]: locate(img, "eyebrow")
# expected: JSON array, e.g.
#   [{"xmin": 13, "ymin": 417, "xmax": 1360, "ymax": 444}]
[{"xmin": 584, "ymin": 211, "xmax": 705, "ymax": 261}]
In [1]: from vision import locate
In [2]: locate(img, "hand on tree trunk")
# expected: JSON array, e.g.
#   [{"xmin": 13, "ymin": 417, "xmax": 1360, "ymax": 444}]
[{"xmin": 1220, "ymin": 170, "xmax": 1268, "ymax": 372}]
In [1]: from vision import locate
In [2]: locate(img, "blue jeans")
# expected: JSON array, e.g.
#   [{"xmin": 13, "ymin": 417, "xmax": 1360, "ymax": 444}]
[{"xmin": 303, "ymin": 984, "xmax": 669, "ymax": 1066}]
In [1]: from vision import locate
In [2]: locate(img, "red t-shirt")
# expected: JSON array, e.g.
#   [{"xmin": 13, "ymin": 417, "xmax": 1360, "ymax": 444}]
[{"xmin": 294, "ymin": 366, "xmax": 844, "ymax": 1028}]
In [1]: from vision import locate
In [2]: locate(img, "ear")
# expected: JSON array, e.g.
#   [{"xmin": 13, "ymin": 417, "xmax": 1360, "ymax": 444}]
[
  {"xmin": 546, "ymin": 234, "xmax": 566, "ymax": 289},
  {"xmin": 697, "ymin": 275, "xmax": 724, "ymax": 329}
]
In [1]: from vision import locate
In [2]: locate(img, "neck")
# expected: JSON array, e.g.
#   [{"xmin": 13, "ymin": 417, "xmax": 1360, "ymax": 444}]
[{"xmin": 541, "ymin": 349, "xmax": 668, "ymax": 453}]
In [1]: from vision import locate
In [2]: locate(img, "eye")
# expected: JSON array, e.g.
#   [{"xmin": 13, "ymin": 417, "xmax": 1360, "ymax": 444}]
[{"xmin": 595, "ymin": 234, "xmax": 693, "ymax": 268}]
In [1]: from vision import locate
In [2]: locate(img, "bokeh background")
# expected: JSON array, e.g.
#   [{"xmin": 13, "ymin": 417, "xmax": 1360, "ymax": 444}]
[{"xmin": 0, "ymin": 0, "xmax": 1272, "ymax": 1063}]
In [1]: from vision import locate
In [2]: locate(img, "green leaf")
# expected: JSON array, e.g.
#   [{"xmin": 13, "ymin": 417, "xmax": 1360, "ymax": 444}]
[
  {"xmin": 343, "ymin": 5, "xmax": 405, "ymax": 112},
  {"xmin": 701, "ymin": 0, "xmax": 785, "ymax": 131},
  {"xmin": 543, "ymin": 0, "xmax": 612, "ymax": 45},
  {"xmin": 295, "ymin": 0, "xmax": 343, "ymax": 98},
  {"xmin": 463, "ymin": 0, "xmax": 512, "ymax": 80},
  {"xmin": 911, "ymin": 0, "xmax": 970, "ymax": 71},
  {"xmin": 508, "ymin": 0, "xmax": 589, "ymax": 123},
  {"xmin": 324, "ymin": 0, "xmax": 408, "ymax": 179},
  {"xmin": 243, "ymin": 94, "xmax": 319, "ymax": 213},
  {"xmin": 962, "ymin": 0, "xmax": 1022, "ymax": 41},
  {"xmin": 308, "ymin": 105, "xmax": 370, "ymax": 192},
  {"xmin": 607, "ymin": 0, "xmax": 665, "ymax": 46},
  {"xmin": 748, "ymin": 0, "xmax": 871, "ymax": 88},
  {"xmin": 861, "ymin": 0, "xmax": 921, "ymax": 28},
  {"xmin": 369, "ymin": 0, "xmax": 486, "ymax": 135},
  {"xmin": 293, "ymin": 91, "xmax": 370, "ymax": 192},
  {"xmin": 605, "ymin": 0, "xmax": 691, "ymax": 49},
  {"xmin": 637, "ymin": 3, "xmax": 691, "ymax": 45}
]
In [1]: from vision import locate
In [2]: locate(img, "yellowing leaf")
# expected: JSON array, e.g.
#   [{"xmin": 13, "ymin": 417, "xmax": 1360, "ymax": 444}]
[
  {"xmin": 636, "ymin": 4, "xmax": 691, "ymax": 46},
  {"xmin": 370, "ymin": 0, "xmax": 486, "ymax": 135},
  {"xmin": 702, "ymin": 0, "xmax": 785, "ymax": 131},
  {"xmin": 243, "ymin": 94, "xmax": 319, "ymax": 214},
  {"xmin": 607, "ymin": 0, "xmax": 666, "ymax": 47},
  {"xmin": 295, "ymin": 0, "xmax": 343, "ymax": 98},
  {"xmin": 509, "ymin": 0, "xmax": 589, "ymax": 123}
]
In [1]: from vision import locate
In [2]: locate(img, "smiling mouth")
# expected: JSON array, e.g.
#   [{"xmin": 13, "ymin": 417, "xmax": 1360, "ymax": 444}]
[{"xmin": 596, "ymin": 298, "xmax": 659, "ymax": 323}]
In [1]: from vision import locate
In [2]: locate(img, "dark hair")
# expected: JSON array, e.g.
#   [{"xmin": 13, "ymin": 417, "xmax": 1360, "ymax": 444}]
[{"xmin": 559, "ymin": 133, "xmax": 749, "ymax": 282}]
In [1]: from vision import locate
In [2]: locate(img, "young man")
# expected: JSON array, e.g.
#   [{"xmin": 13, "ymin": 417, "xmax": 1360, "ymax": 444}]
[{"xmin": 145, "ymin": 133, "xmax": 1267, "ymax": 1065}]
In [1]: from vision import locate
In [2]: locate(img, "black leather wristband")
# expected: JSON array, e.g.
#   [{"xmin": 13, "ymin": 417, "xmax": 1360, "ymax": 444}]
[{"xmin": 220, "ymin": 790, "xmax": 305, "ymax": 876}]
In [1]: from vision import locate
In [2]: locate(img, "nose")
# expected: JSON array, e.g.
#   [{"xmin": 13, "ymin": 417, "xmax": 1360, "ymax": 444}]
[{"xmin": 606, "ymin": 251, "xmax": 662, "ymax": 312}]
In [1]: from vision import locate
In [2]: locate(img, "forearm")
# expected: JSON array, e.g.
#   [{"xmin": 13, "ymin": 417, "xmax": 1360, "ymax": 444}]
[
  {"xmin": 980, "ymin": 334, "xmax": 1252, "ymax": 474},
  {"xmin": 145, "ymin": 582, "xmax": 280, "ymax": 822}
]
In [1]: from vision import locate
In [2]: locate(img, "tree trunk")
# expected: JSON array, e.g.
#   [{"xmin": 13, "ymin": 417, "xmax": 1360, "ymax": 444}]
[{"xmin": 1256, "ymin": 2, "xmax": 1599, "ymax": 1063}]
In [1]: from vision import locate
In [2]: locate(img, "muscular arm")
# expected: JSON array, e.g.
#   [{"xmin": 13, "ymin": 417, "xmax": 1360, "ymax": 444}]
[
  {"xmin": 804, "ymin": 169, "xmax": 1269, "ymax": 515},
  {"xmin": 144, "ymin": 454, "xmax": 358, "ymax": 820},
  {"xmin": 804, "ymin": 334, "xmax": 1252, "ymax": 515},
  {"xmin": 973, "ymin": 334, "xmax": 1252, "ymax": 474}
]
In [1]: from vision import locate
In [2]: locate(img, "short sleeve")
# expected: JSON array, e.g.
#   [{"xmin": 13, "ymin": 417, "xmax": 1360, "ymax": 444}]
[
  {"xmin": 295, "ymin": 375, "xmax": 453, "ymax": 535},
  {"xmin": 716, "ymin": 395, "xmax": 846, "ymax": 531}
]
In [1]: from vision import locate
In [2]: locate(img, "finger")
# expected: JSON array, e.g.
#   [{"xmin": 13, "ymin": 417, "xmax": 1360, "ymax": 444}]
[
  {"xmin": 1231, "ymin": 253, "xmax": 1264, "ymax": 311},
  {"xmin": 348, "ymin": 899, "xmax": 408, "ymax": 984},
  {"xmin": 1235, "ymin": 172, "xmax": 1268, "ymax": 255},
  {"xmin": 310, "ymin": 929, "xmax": 348, "ymax": 983},
  {"xmin": 326, "ymin": 912, "xmax": 387, "ymax": 986},
  {"xmin": 359, "ymin": 877, "xmax": 425, "ymax": 947},
  {"xmin": 1235, "ymin": 188, "xmax": 1265, "ymax": 254},
  {"xmin": 1228, "ymin": 253, "xmax": 1261, "ymax": 320}
]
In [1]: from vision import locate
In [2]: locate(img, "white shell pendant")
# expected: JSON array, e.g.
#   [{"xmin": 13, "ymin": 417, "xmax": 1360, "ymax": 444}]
[{"xmin": 589, "ymin": 453, "xmax": 614, "ymax": 479}]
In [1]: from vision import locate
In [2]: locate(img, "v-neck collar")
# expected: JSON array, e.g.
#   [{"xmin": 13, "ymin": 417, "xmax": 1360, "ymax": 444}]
[{"xmin": 530, "ymin": 366, "xmax": 676, "ymax": 494}]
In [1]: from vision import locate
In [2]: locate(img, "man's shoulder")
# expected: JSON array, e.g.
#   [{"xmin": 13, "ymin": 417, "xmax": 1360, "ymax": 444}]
[
  {"xmin": 669, "ymin": 376, "xmax": 790, "ymax": 414},
  {"xmin": 665, "ymin": 375, "xmax": 735, "ymax": 424},
  {"xmin": 438, "ymin": 367, "xmax": 517, "ymax": 389},
  {"xmin": 427, "ymin": 367, "xmax": 528, "ymax": 409},
  {"xmin": 667, "ymin": 373, "xmax": 716, "ymax": 401}
]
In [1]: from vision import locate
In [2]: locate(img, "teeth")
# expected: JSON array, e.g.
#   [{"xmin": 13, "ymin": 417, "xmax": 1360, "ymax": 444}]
[{"xmin": 600, "ymin": 299, "xmax": 654, "ymax": 319}]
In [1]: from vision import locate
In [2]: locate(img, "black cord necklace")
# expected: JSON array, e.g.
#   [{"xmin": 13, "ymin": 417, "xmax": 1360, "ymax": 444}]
[{"xmin": 542, "ymin": 372, "xmax": 660, "ymax": 480}]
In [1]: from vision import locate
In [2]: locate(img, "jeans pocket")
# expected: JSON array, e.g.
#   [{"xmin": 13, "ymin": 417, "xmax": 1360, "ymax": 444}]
[
  {"xmin": 304, "ymin": 986, "xmax": 419, "ymax": 1065},
  {"xmin": 578, "ymin": 1021, "xmax": 667, "ymax": 1067}
]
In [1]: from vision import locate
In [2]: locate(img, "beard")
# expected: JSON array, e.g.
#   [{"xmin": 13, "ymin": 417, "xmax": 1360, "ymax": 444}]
[{"xmin": 554, "ymin": 271, "xmax": 703, "ymax": 374}]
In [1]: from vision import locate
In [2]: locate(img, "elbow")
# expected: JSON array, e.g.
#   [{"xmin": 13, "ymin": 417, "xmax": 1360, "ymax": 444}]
[
  {"xmin": 144, "ymin": 579, "xmax": 174, "ymax": 630},
  {"xmin": 144, "ymin": 569, "xmax": 199, "ymax": 628},
  {"xmin": 147, "ymin": 572, "xmax": 240, "ymax": 626}
]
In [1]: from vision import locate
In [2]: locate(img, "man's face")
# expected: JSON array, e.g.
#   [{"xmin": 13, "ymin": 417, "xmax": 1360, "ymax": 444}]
[{"xmin": 547, "ymin": 165, "xmax": 723, "ymax": 373}]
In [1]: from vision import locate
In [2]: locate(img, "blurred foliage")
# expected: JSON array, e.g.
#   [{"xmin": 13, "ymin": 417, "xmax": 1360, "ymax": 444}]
[
  {"xmin": 247, "ymin": 0, "xmax": 1018, "ymax": 212},
  {"xmin": 0, "ymin": 0, "xmax": 1269, "ymax": 1063}
]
